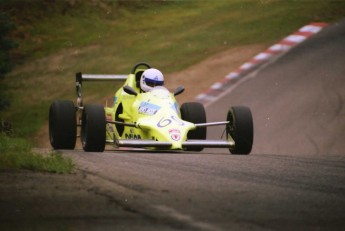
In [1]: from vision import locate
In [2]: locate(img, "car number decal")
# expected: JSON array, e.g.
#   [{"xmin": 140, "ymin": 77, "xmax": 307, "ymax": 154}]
[{"xmin": 157, "ymin": 115, "xmax": 185, "ymax": 128}]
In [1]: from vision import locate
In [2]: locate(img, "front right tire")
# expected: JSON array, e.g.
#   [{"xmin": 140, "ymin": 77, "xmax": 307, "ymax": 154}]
[
  {"xmin": 49, "ymin": 100, "xmax": 76, "ymax": 150},
  {"xmin": 81, "ymin": 104, "xmax": 106, "ymax": 152}
]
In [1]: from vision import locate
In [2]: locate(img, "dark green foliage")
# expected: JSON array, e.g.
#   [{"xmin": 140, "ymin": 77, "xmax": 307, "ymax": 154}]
[
  {"xmin": 0, "ymin": 12, "xmax": 15, "ymax": 78},
  {"xmin": 0, "ymin": 12, "xmax": 16, "ymax": 111}
]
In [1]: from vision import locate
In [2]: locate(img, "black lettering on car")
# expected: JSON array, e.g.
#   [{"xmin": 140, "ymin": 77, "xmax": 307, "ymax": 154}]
[{"xmin": 125, "ymin": 133, "xmax": 141, "ymax": 139}]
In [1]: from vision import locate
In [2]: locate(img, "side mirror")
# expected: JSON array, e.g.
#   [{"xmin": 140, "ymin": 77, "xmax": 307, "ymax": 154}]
[
  {"xmin": 123, "ymin": 85, "xmax": 138, "ymax": 96},
  {"xmin": 174, "ymin": 86, "xmax": 185, "ymax": 96}
]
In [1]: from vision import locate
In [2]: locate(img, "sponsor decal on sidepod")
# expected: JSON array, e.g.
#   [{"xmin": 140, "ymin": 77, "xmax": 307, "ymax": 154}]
[{"xmin": 169, "ymin": 129, "xmax": 181, "ymax": 141}]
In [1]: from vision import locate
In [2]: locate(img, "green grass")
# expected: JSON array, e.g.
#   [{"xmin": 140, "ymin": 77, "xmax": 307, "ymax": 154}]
[
  {"xmin": 0, "ymin": 134, "xmax": 74, "ymax": 173},
  {"xmin": 1, "ymin": 0, "xmax": 345, "ymax": 140}
]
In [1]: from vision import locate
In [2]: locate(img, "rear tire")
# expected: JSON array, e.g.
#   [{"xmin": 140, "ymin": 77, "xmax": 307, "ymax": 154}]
[
  {"xmin": 49, "ymin": 100, "xmax": 76, "ymax": 150},
  {"xmin": 226, "ymin": 106, "xmax": 253, "ymax": 155},
  {"xmin": 180, "ymin": 102, "xmax": 207, "ymax": 151},
  {"xmin": 81, "ymin": 104, "xmax": 106, "ymax": 152}
]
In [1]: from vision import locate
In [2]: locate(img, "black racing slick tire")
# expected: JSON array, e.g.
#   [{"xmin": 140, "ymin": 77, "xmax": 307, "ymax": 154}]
[
  {"xmin": 180, "ymin": 102, "xmax": 207, "ymax": 151},
  {"xmin": 226, "ymin": 106, "xmax": 253, "ymax": 155},
  {"xmin": 81, "ymin": 104, "xmax": 106, "ymax": 152},
  {"xmin": 49, "ymin": 100, "xmax": 76, "ymax": 150}
]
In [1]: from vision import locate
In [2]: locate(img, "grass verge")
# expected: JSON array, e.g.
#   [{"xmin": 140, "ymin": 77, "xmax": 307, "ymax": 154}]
[{"xmin": 0, "ymin": 134, "xmax": 74, "ymax": 173}]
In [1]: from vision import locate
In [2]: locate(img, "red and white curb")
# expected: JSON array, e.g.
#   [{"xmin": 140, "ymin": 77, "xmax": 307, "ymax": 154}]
[{"xmin": 196, "ymin": 22, "xmax": 329, "ymax": 106}]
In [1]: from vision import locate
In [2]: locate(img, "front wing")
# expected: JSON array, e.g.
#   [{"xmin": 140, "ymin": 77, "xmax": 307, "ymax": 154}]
[
  {"xmin": 114, "ymin": 139, "xmax": 234, "ymax": 149},
  {"xmin": 110, "ymin": 121, "xmax": 235, "ymax": 150}
]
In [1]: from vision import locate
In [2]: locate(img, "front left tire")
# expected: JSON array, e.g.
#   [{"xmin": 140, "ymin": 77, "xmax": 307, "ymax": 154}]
[
  {"xmin": 226, "ymin": 106, "xmax": 253, "ymax": 155},
  {"xmin": 180, "ymin": 102, "xmax": 207, "ymax": 151}
]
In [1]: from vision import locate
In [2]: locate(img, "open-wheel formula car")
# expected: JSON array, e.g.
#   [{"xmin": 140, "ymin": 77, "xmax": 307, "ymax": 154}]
[{"xmin": 49, "ymin": 63, "xmax": 253, "ymax": 154}]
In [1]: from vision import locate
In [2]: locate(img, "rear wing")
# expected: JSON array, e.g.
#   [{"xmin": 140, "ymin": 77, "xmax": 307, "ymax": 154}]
[{"xmin": 75, "ymin": 72, "xmax": 128, "ymax": 108}]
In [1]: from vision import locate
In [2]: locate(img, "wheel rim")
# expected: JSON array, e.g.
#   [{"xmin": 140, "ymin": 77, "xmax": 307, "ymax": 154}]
[
  {"xmin": 49, "ymin": 107, "xmax": 55, "ymax": 146},
  {"xmin": 227, "ymin": 110, "xmax": 235, "ymax": 139},
  {"xmin": 81, "ymin": 114, "xmax": 88, "ymax": 148}
]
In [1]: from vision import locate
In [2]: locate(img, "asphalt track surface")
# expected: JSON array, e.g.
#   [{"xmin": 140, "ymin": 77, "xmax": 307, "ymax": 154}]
[
  {"xmin": 19, "ymin": 19, "xmax": 345, "ymax": 230},
  {"xmin": 60, "ymin": 19, "xmax": 345, "ymax": 230}
]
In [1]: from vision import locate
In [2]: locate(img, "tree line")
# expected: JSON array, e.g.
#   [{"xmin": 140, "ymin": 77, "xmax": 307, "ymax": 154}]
[{"xmin": 0, "ymin": 12, "xmax": 16, "ymax": 112}]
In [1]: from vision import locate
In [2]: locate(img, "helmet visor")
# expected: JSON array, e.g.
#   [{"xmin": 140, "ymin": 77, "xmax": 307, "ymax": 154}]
[{"xmin": 145, "ymin": 78, "xmax": 164, "ymax": 88}]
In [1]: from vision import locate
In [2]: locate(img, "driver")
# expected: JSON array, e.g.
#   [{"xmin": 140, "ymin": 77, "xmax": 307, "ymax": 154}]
[{"xmin": 140, "ymin": 68, "xmax": 164, "ymax": 92}]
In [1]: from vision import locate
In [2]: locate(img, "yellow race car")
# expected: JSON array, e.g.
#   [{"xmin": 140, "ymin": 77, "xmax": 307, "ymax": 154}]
[{"xmin": 49, "ymin": 63, "xmax": 253, "ymax": 154}]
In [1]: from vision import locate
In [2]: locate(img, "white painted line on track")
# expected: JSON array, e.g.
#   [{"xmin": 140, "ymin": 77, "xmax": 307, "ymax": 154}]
[{"xmin": 153, "ymin": 205, "xmax": 222, "ymax": 231}]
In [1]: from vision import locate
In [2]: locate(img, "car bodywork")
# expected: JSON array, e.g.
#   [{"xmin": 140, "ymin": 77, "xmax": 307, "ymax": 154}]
[{"xmin": 50, "ymin": 63, "xmax": 253, "ymax": 154}]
